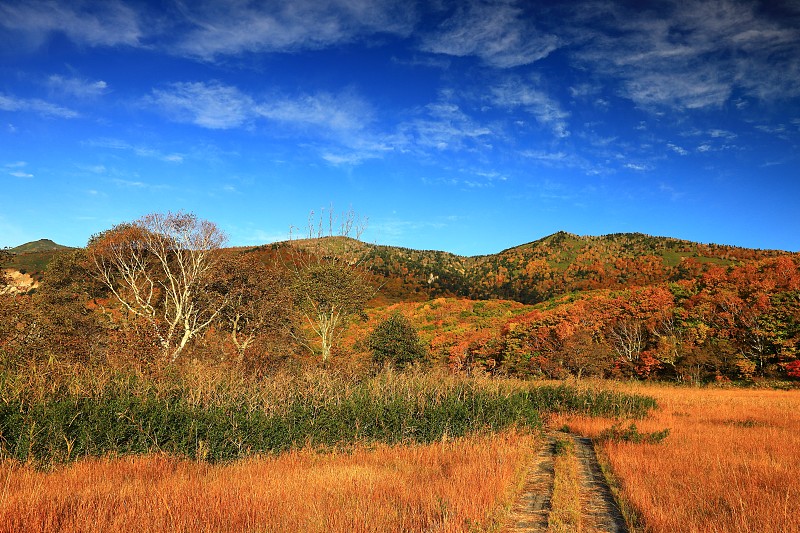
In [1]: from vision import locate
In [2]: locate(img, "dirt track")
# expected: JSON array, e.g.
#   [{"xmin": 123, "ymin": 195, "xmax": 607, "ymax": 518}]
[{"xmin": 505, "ymin": 432, "xmax": 628, "ymax": 533}]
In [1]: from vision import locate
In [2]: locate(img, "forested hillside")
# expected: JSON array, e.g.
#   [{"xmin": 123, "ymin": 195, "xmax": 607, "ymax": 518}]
[
  {"xmin": 292, "ymin": 231, "xmax": 788, "ymax": 304},
  {"xmin": 2, "ymin": 225, "xmax": 798, "ymax": 383}
]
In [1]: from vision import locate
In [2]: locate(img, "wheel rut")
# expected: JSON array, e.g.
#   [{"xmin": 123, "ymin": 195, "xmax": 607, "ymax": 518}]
[
  {"xmin": 504, "ymin": 432, "xmax": 629, "ymax": 533},
  {"xmin": 504, "ymin": 434, "xmax": 556, "ymax": 532},
  {"xmin": 571, "ymin": 434, "xmax": 628, "ymax": 533}
]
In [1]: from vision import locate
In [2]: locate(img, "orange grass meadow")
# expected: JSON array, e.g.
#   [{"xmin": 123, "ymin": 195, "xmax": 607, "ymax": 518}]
[
  {"xmin": 552, "ymin": 383, "xmax": 800, "ymax": 533},
  {"xmin": 0, "ymin": 429, "xmax": 536, "ymax": 533}
]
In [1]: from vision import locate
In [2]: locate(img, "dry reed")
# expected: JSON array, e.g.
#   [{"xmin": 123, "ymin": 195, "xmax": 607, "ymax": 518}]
[
  {"xmin": 0, "ymin": 429, "xmax": 537, "ymax": 533},
  {"xmin": 552, "ymin": 383, "xmax": 800, "ymax": 533}
]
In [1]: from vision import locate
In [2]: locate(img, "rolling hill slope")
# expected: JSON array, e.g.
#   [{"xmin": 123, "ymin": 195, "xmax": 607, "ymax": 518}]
[
  {"xmin": 3, "ymin": 239, "xmax": 74, "ymax": 281},
  {"xmin": 3, "ymin": 232, "xmax": 792, "ymax": 304},
  {"xmin": 272, "ymin": 231, "xmax": 791, "ymax": 304}
]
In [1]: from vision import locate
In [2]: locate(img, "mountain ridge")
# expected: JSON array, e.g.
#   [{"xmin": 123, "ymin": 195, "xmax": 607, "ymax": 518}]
[
  {"xmin": 265, "ymin": 231, "xmax": 793, "ymax": 305},
  {"xmin": 3, "ymin": 232, "xmax": 794, "ymax": 305},
  {"xmin": 8, "ymin": 239, "xmax": 72, "ymax": 254}
]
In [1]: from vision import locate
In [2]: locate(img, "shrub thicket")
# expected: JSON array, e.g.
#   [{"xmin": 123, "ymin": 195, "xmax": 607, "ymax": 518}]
[
  {"xmin": 368, "ymin": 312, "xmax": 428, "ymax": 369},
  {"xmin": 0, "ymin": 365, "xmax": 657, "ymax": 466}
]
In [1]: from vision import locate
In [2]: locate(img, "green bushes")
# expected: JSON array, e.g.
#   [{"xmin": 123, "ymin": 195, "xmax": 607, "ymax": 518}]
[
  {"xmin": 597, "ymin": 422, "xmax": 670, "ymax": 444},
  {"xmin": 368, "ymin": 312, "xmax": 428, "ymax": 369},
  {"xmin": 0, "ymin": 366, "xmax": 657, "ymax": 466},
  {"xmin": 0, "ymin": 378, "xmax": 539, "ymax": 465},
  {"xmin": 526, "ymin": 385, "xmax": 657, "ymax": 419}
]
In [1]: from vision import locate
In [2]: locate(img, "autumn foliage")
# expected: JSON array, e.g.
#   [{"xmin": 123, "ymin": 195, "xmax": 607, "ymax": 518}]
[
  {"xmin": 438, "ymin": 256, "xmax": 800, "ymax": 382},
  {"xmin": 2, "ymin": 216, "xmax": 799, "ymax": 532}
]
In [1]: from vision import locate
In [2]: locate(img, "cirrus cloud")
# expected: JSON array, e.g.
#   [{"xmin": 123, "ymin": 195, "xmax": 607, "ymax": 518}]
[
  {"xmin": 147, "ymin": 81, "xmax": 254, "ymax": 129},
  {"xmin": 420, "ymin": 0, "xmax": 560, "ymax": 68},
  {"xmin": 0, "ymin": 0, "xmax": 143, "ymax": 49},
  {"xmin": 571, "ymin": 0, "xmax": 800, "ymax": 110},
  {"xmin": 172, "ymin": 0, "xmax": 415, "ymax": 60}
]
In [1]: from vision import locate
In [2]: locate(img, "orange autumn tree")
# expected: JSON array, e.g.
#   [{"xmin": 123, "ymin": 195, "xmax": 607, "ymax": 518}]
[
  {"xmin": 213, "ymin": 250, "xmax": 294, "ymax": 367},
  {"xmin": 87, "ymin": 212, "xmax": 227, "ymax": 362}
]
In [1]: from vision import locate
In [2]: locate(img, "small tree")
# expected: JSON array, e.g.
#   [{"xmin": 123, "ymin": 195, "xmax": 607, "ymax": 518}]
[
  {"xmin": 608, "ymin": 318, "xmax": 646, "ymax": 363},
  {"xmin": 34, "ymin": 249, "xmax": 108, "ymax": 361},
  {"xmin": 87, "ymin": 211, "xmax": 227, "ymax": 362},
  {"xmin": 292, "ymin": 261, "xmax": 370, "ymax": 362},
  {"xmin": 558, "ymin": 329, "xmax": 613, "ymax": 379},
  {"xmin": 287, "ymin": 206, "xmax": 374, "ymax": 363},
  {"xmin": 368, "ymin": 312, "xmax": 428, "ymax": 369}
]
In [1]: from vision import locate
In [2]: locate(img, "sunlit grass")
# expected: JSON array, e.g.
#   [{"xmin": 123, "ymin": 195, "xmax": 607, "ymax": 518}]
[
  {"xmin": 547, "ymin": 437, "xmax": 582, "ymax": 532},
  {"xmin": 552, "ymin": 383, "xmax": 800, "ymax": 532},
  {"xmin": 0, "ymin": 429, "xmax": 537, "ymax": 533}
]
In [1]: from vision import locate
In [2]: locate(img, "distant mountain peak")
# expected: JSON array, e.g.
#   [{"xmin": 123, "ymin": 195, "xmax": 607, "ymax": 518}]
[{"xmin": 9, "ymin": 239, "xmax": 71, "ymax": 254}]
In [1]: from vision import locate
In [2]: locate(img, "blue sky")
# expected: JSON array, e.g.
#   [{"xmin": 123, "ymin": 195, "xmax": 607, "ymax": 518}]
[{"xmin": 1, "ymin": 0, "xmax": 799, "ymax": 255}]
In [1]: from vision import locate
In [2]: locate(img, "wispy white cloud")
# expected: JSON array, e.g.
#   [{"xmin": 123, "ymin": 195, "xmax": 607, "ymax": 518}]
[
  {"xmin": 259, "ymin": 92, "xmax": 401, "ymax": 166},
  {"xmin": 148, "ymin": 82, "xmax": 376, "ymax": 135},
  {"xmin": 47, "ymin": 75, "xmax": 108, "ymax": 98},
  {"xmin": 754, "ymin": 124, "xmax": 789, "ymax": 136},
  {"xmin": 4, "ymin": 161, "xmax": 33, "ymax": 179},
  {"xmin": 572, "ymin": 0, "xmax": 800, "ymax": 110},
  {"xmin": 490, "ymin": 78, "xmax": 569, "ymax": 137},
  {"xmin": 172, "ymin": 0, "xmax": 414, "ymax": 60},
  {"xmin": 147, "ymin": 81, "xmax": 399, "ymax": 166},
  {"xmin": 453, "ymin": 169, "xmax": 508, "ymax": 189},
  {"xmin": 673, "ymin": 127, "xmax": 742, "ymax": 153},
  {"xmin": 623, "ymin": 71, "xmax": 732, "ymax": 110},
  {"xmin": 111, "ymin": 178, "xmax": 170, "ymax": 190},
  {"xmin": 0, "ymin": 0, "xmax": 143, "ymax": 49},
  {"xmin": 112, "ymin": 178, "xmax": 146, "ymax": 188},
  {"xmin": 520, "ymin": 149, "xmax": 601, "ymax": 175},
  {"xmin": 401, "ymin": 100, "xmax": 493, "ymax": 152},
  {"xmin": 256, "ymin": 91, "xmax": 373, "ymax": 132},
  {"xmin": 521, "ymin": 150, "xmax": 569, "ymax": 163},
  {"xmin": 9, "ymin": 171, "xmax": 33, "ymax": 178},
  {"xmin": 668, "ymin": 143, "xmax": 689, "ymax": 156},
  {"xmin": 148, "ymin": 81, "xmax": 253, "ymax": 129},
  {"xmin": 708, "ymin": 129, "xmax": 737, "ymax": 139},
  {"xmin": 0, "ymin": 93, "xmax": 78, "ymax": 118},
  {"xmin": 420, "ymin": 0, "xmax": 559, "ymax": 68},
  {"xmin": 320, "ymin": 138, "xmax": 395, "ymax": 166},
  {"xmin": 85, "ymin": 138, "xmax": 184, "ymax": 163}
]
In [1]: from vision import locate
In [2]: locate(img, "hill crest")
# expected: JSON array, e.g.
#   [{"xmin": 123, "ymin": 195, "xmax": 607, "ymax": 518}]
[
  {"xmin": 278, "ymin": 231, "xmax": 792, "ymax": 305},
  {"xmin": 9, "ymin": 239, "xmax": 72, "ymax": 254}
]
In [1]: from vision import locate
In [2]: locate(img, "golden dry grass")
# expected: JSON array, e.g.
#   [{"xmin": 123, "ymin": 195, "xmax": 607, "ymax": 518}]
[
  {"xmin": 0, "ymin": 429, "xmax": 536, "ymax": 533},
  {"xmin": 552, "ymin": 383, "xmax": 800, "ymax": 533},
  {"xmin": 547, "ymin": 437, "xmax": 582, "ymax": 533}
]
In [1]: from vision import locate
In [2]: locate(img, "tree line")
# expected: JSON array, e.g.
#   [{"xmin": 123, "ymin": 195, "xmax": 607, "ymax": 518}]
[
  {"xmin": 2, "ymin": 211, "xmax": 798, "ymax": 382},
  {"xmin": 443, "ymin": 258, "xmax": 800, "ymax": 382},
  {"xmin": 0, "ymin": 211, "xmax": 396, "ymax": 373}
]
